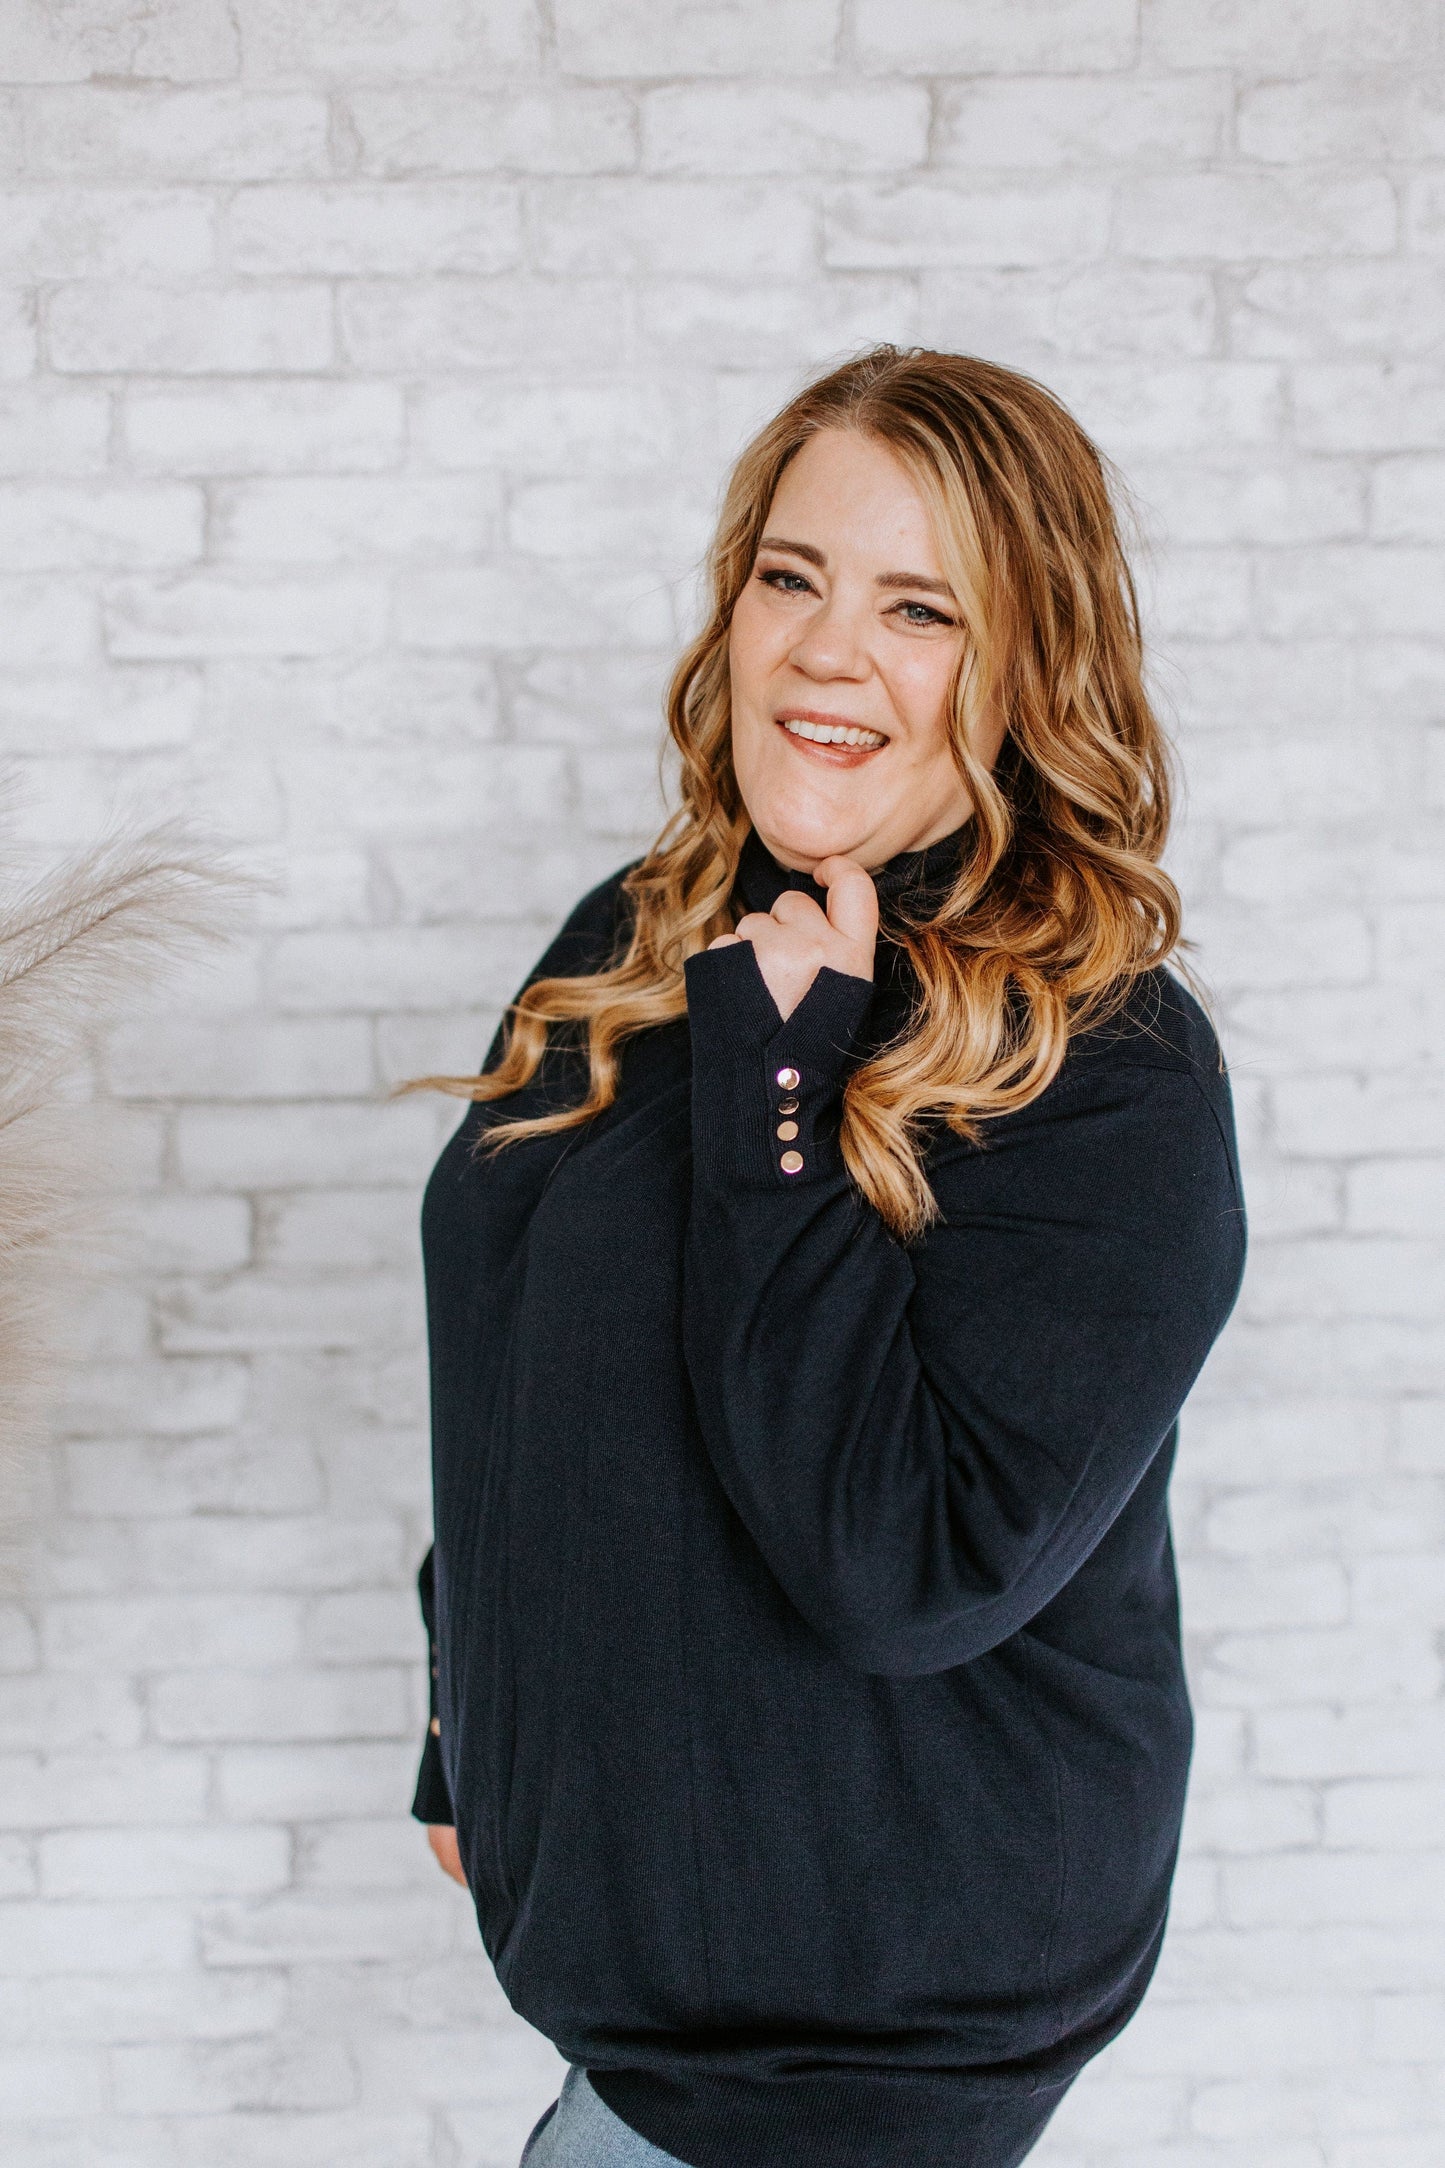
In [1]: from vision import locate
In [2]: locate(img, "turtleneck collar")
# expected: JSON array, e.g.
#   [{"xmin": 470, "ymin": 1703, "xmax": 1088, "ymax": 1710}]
[{"xmin": 734, "ymin": 821, "xmax": 970, "ymax": 929}]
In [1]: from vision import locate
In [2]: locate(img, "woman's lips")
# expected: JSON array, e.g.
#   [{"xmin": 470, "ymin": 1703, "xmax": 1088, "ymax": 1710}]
[{"xmin": 774, "ymin": 713, "xmax": 888, "ymax": 768}]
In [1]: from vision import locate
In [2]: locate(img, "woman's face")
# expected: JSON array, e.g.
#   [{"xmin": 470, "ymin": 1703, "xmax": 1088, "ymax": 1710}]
[{"xmin": 727, "ymin": 427, "xmax": 1003, "ymax": 873}]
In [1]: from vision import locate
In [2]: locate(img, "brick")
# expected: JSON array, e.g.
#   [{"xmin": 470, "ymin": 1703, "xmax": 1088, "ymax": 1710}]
[
  {"xmin": 1115, "ymin": 175, "xmax": 1395, "ymax": 260},
  {"xmin": 0, "ymin": 575, "xmax": 97, "ymax": 670},
  {"xmin": 258, "ymin": 1190, "xmax": 418, "ymax": 1272},
  {"xmin": 1202, "ymin": 1624, "xmax": 1440, "ymax": 1707},
  {"xmin": 1107, "ymin": 1993, "xmax": 1363, "ymax": 2077},
  {"xmin": 1326, "ymin": 1781, "xmax": 1445, "ymax": 1850},
  {"xmin": 345, "ymin": 85, "xmax": 635, "ymax": 176},
  {"xmin": 0, "ymin": 666, "xmax": 200, "ymax": 752},
  {"xmin": 410, "ymin": 378, "xmax": 687, "ymax": 474},
  {"xmin": 379, "ymin": 838, "xmax": 618, "ymax": 926},
  {"xmin": 214, "ymin": 1746, "xmax": 425, "ymax": 1825},
  {"xmin": 48, "ymin": 283, "xmax": 332, "ymax": 374},
  {"xmin": 65, "ymin": 1432, "xmax": 320, "ymax": 1519},
  {"xmin": 0, "ymin": 1674, "xmax": 142, "ymax": 1753},
  {"xmin": 511, "ymin": 651, "xmax": 669, "ymax": 745},
  {"xmin": 0, "ymin": 483, "xmax": 201, "ymax": 571},
  {"xmin": 233, "ymin": 0, "xmax": 539, "ymax": 77},
  {"xmin": 0, "ymin": 2, "xmax": 239, "ymax": 81},
  {"xmin": 305, "ymin": 1591, "xmax": 421, "ymax": 1666},
  {"xmin": 107, "ymin": 1014, "xmax": 373, "ymax": 1100},
  {"xmin": 0, "ymin": 191, "xmax": 213, "ymax": 280},
  {"xmin": 151, "ymin": 1665, "xmax": 406, "ymax": 1745},
  {"xmin": 1238, "ymin": 77, "xmax": 1445, "ymax": 163},
  {"xmin": 937, "ymin": 75, "xmax": 1227, "ymax": 167},
  {"xmin": 229, "ymin": 184, "xmax": 521, "ymax": 276},
  {"xmin": 639, "ymin": 273, "xmax": 919, "ymax": 369},
  {"xmin": 0, "ymin": 2049, "xmax": 106, "ymax": 2117},
  {"xmin": 1273, "ymin": 1075, "xmax": 1445, "ymax": 1162},
  {"xmin": 1242, "ymin": 1240, "xmax": 1445, "ymax": 1324},
  {"xmin": 1054, "ymin": 360, "xmax": 1285, "ymax": 455},
  {"xmin": 0, "ymin": 288, "xmax": 35, "ymax": 375},
  {"xmin": 1254, "ymin": 1705, "xmax": 1445, "ymax": 1780},
  {"xmin": 339, "ymin": 275, "xmax": 630, "ymax": 372},
  {"xmin": 176, "ymin": 1101, "xmax": 441, "ymax": 1187},
  {"xmin": 211, "ymin": 476, "xmax": 497, "ymax": 565},
  {"xmin": 396, "ymin": 563, "xmax": 675, "ymax": 651},
  {"xmin": 1370, "ymin": 456, "xmax": 1445, "ymax": 541},
  {"xmin": 1408, "ymin": 168, "xmax": 1445, "ymax": 251},
  {"xmin": 1351, "ymin": 1554, "xmax": 1445, "ymax": 1624},
  {"xmin": 0, "ymin": 1749, "xmax": 208, "ymax": 1831},
  {"xmin": 207, "ymin": 653, "xmax": 500, "ymax": 749},
  {"xmin": 642, "ymin": 83, "xmax": 928, "ymax": 174},
  {"xmin": 123, "ymin": 383, "xmax": 404, "ymax": 475},
  {"xmin": 21, "ymin": 1970, "xmax": 287, "ymax": 2045},
  {"xmin": 1397, "ymin": 1400, "xmax": 1445, "ymax": 1472},
  {"xmin": 1181, "ymin": 1780, "xmax": 1317, "ymax": 1854},
  {"xmin": 268, "ymin": 924, "xmax": 538, "ymax": 1016},
  {"xmin": 1140, "ymin": 0, "xmax": 1440, "ymax": 68},
  {"xmin": 825, "ymin": 180, "xmax": 1110, "ymax": 269},
  {"xmin": 508, "ymin": 474, "xmax": 709, "ymax": 561},
  {"xmin": 1178, "ymin": 1556, "xmax": 1349, "ymax": 1631},
  {"xmin": 1184, "ymin": 1400, "xmax": 1389, "ymax": 1483},
  {"xmin": 534, "ymin": 179, "xmax": 819, "ymax": 276},
  {"xmin": 104, "ymin": 572, "xmax": 388, "ymax": 661},
  {"xmin": 101, "ymin": 1515, "xmax": 404, "ymax": 1596},
  {"xmin": 1294, "ymin": 364, "xmax": 1445, "ymax": 452},
  {"xmin": 1204, "ymin": 1474, "xmax": 1438, "ymax": 1560},
  {"xmin": 1348, "ymin": 1160, "xmax": 1445, "ymax": 1235},
  {"xmin": 0, "ymin": 1605, "xmax": 39, "ymax": 1671},
  {"xmin": 1231, "ymin": 263, "xmax": 1445, "ymax": 361},
  {"xmin": 52, "ymin": 1357, "xmax": 250, "ymax": 1440},
  {"xmin": 1256, "ymin": 548, "xmax": 1444, "ymax": 640},
  {"xmin": 114, "ymin": 2036, "xmax": 355, "ymax": 2115},
  {"xmin": 555, "ymin": 0, "xmax": 840, "ymax": 74},
  {"xmin": 855, "ymin": 0, "xmax": 1136, "ymax": 71},
  {"xmin": 280, "ymin": 737, "xmax": 557, "ymax": 846},
  {"xmin": 1130, "ymin": 458, "xmax": 1365, "ymax": 546},
  {"xmin": 295, "ymin": 1817, "xmax": 434, "ymax": 1891},
  {"xmin": 44, "ymin": 1597, "xmax": 302, "ymax": 1674},
  {"xmin": 41, "ymin": 1826, "xmax": 290, "ymax": 1900},
  {"xmin": 157, "ymin": 1273, "xmax": 420, "ymax": 1355},
  {"xmin": 25, "ymin": 88, "xmax": 328, "ymax": 180},
  {"xmin": 919, "ymin": 263, "xmax": 1216, "ymax": 363},
  {"xmin": 1224, "ymin": 1852, "xmax": 1445, "ymax": 1930}
]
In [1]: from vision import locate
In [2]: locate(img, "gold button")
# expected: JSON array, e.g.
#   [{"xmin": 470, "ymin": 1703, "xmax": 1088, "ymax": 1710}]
[
  {"xmin": 779, "ymin": 1150, "xmax": 804, "ymax": 1175},
  {"xmin": 429, "ymin": 1717, "xmax": 441, "ymax": 1737},
  {"xmin": 776, "ymin": 1120, "xmax": 799, "ymax": 1141},
  {"xmin": 776, "ymin": 1096, "xmax": 799, "ymax": 1115},
  {"xmin": 775, "ymin": 1065, "xmax": 800, "ymax": 1090}
]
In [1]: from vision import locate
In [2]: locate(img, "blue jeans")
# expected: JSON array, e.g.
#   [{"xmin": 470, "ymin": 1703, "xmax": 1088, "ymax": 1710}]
[{"xmin": 519, "ymin": 2066, "xmax": 688, "ymax": 2167}]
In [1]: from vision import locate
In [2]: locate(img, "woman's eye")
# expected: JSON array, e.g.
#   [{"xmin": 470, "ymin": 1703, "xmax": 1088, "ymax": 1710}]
[
  {"xmin": 758, "ymin": 568, "xmax": 814, "ymax": 595},
  {"xmin": 892, "ymin": 600, "xmax": 954, "ymax": 627}
]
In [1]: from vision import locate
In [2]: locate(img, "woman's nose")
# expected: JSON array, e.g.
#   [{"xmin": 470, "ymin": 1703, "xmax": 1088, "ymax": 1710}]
[{"xmin": 787, "ymin": 595, "xmax": 870, "ymax": 682}]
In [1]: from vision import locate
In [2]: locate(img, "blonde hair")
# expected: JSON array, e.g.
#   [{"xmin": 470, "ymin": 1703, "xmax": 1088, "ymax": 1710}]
[{"xmin": 404, "ymin": 346, "xmax": 1181, "ymax": 1241}]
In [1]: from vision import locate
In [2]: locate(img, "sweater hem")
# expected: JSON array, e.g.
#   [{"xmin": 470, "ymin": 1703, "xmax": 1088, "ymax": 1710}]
[{"xmin": 587, "ymin": 2064, "xmax": 1073, "ymax": 2168}]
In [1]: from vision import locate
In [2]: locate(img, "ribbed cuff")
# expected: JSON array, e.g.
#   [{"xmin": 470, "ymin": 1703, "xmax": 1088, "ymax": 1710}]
[{"xmin": 684, "ymin": 943, "xmax": 875, "ymax": 1194}]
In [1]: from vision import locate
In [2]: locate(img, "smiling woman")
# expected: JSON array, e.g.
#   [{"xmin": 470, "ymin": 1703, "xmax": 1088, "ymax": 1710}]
[{"xmin": 400, "ymin": 348, "xmax": 1246, "ymax": 2168}]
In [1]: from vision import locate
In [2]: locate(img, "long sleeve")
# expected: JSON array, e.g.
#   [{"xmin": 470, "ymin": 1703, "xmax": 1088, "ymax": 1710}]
[
  {"xmin": 409, "ymin": 1544, "xmax": 454, "ymax": 1825},
  {"xmin": 681, "ymin": 940, "xmax": 1246, "ymax": 1678}
]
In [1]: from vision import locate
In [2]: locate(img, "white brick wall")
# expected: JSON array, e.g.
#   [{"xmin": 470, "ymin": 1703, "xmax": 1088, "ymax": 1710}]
[{"xmin": 0, "ymin": 4, "xmax": 1441, "ymax": 2163}]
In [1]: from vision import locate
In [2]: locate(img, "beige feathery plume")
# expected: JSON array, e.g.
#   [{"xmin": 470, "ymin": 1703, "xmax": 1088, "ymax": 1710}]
[{"xmin": 0, "ymin": 817, "xmax": 248, "ymax": 1564}]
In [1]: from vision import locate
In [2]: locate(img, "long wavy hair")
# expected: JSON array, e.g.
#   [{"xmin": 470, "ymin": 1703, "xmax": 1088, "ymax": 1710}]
[{"xmin": 405, "ymin": 346, "xmax": 1182, "ymax": 1241}]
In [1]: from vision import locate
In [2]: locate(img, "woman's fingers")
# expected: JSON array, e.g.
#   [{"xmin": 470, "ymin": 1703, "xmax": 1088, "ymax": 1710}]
[
  {"xmin": 813, "ymin": 856, "xmax": 880, "ymax": 950},
  {"xmin": 427, "ymin": 1823, "xmax": 467, "ymax": 1885}
]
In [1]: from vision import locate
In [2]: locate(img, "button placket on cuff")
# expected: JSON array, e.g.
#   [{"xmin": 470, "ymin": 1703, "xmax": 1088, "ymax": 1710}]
[{"xmin": 773, "ymin": 1063, "xmax": 805, "ymax": 1176}]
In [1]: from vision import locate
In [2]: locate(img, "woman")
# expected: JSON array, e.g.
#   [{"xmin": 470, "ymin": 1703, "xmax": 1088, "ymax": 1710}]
[{"xmin": 406, "ymin": 347, "xmax": 1245, "ymax": 2168}]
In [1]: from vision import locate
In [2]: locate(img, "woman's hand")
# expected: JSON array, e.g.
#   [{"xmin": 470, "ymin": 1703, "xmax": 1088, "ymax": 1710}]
[
  {"xmin": 427, "ymin": 1823, "xmax": 467, "ymax": 1885},
  {"xmin": 707, "ymin": 855, "xmax": 878, "ymax": 1021}
]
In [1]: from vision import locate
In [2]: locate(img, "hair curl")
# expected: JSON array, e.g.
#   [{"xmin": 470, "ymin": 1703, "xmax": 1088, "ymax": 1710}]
[{"xmin": 403, "ymin": 346, "xmax": 1182, "ymax": 1241}]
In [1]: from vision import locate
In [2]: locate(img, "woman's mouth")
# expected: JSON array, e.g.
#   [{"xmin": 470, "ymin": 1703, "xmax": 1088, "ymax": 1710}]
[{"xmin": 776, "ymin": 713, "xmax": 888, "ymax": 764}]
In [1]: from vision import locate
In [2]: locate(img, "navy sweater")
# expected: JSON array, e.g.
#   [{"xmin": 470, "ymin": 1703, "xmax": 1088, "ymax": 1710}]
[{"xmin": 411, "ymin": 826, "xmax": 1246, "ymax": 2168}]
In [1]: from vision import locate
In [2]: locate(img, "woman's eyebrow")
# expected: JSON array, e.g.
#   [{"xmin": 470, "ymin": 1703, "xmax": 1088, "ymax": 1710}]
[{"xmin": 758, "ymin": 537, "xmax": 954, "ymax": 598}]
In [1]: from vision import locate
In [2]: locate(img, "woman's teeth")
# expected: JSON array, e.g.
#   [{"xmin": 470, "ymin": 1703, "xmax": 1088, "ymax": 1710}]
[{"xmin": 779, "ymin": 717, "xmax": 887, "ymax": 749}]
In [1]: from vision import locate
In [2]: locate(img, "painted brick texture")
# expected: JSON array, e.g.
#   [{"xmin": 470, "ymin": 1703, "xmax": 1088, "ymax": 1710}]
[{"xmin": 0, "ymin": 4, "xmax": 1441, "ymax": 2164}]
